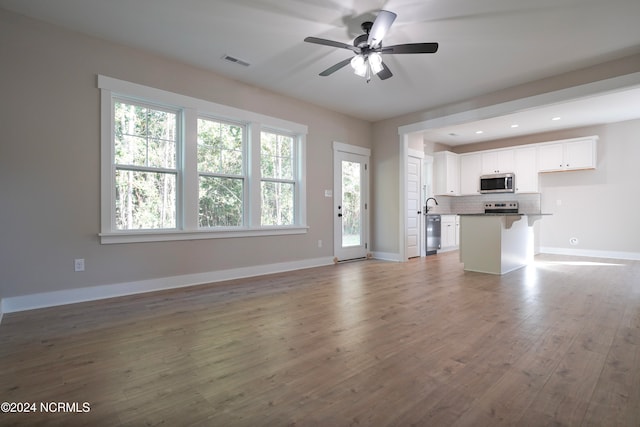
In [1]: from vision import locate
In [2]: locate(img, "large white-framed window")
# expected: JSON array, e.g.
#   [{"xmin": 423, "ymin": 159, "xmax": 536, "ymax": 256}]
[{"xmin": 99, "ymin": 75, "xmax": 308, "ymax": 244}]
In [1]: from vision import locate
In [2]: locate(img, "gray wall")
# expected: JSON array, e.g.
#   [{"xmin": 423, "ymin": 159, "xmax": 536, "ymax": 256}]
[
  {"xmin": 0, "ymin": 9, "xmax": 372, "ymax": 299},
  {"xmin": 536, "ymin": 121, "xmax": 640, "ymax": 254}
]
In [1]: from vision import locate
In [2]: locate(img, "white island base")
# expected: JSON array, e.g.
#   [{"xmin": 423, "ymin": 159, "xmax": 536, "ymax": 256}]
[{"xmin": 459, "ymin": 215, "xmax": 536, "ymax": 275}]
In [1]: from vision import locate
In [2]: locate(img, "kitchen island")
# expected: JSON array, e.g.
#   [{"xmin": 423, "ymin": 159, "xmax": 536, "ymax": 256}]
[{"xmin": 459, "ymin": 213, "xmax": 548, "ymax": 275}]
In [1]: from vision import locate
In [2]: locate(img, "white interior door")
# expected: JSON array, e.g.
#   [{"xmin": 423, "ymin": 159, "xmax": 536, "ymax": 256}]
[
  {"xmin": 407, "ymin": 151, "xmax": 423, "ymax": 258},
  {"xmin": 333, "ymin": 144, "xmax": 369, "ymax": 262}
]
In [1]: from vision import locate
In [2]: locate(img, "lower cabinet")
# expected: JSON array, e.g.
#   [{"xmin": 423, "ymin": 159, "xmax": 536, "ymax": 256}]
[{"xmin": 441, "ymin": 215, "xmax": 459, "ymax": 249}]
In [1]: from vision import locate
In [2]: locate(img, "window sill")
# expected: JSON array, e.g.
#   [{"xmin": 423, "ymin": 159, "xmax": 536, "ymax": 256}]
[{"xmin": 99, "ymin": 226, "xmax": 309, "ymax": 244}]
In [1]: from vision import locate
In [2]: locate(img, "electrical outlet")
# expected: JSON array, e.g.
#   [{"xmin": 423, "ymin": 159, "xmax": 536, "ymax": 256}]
[{"xmin": 74, "ymin": 258, "xmax": 85, "ymax": 272}]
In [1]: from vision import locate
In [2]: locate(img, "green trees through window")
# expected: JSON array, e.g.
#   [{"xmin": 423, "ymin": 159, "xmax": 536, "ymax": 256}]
[
  {"xmin": 114, "ymin": 101, "xmax": 177, "ymax": 230},
  {"xmin": 260, "ymin": 131, "xmax": 295, "ymax": 226},
  {"xmin": 197, "ymin": 118, "xmax": 244, "ymax": 227},
  {"xmin": 111, "ymin": 98, "xmax": 299, "ymax": 232}
]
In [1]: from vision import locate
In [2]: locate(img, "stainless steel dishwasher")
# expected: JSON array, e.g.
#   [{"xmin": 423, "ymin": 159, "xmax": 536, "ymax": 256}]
[{"xmin": 426, "ymin": 214, "xmax": 441, "ymax": 255}]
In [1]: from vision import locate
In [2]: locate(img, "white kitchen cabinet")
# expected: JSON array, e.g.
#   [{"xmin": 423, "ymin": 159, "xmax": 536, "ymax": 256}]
[
  {"xmin": 538, "ymin": 144, "xmax": 563, "ymax": 171},
  {"xmin": 537, "ymin": 136, "xmax": 597, "ymax": 172},
  {"xmin": 455, "ymin": 215, "xmax": 460, "ymax": 247},
  {"xmin": 513, "ymin": 146, "xmax": 538, "ymax": 192},
  {"xmin": 434, "ymin": 151, "xmax": 460, "ymax": 196},
  {"xmin": 481, "ymin": 149, "xmax": 514, "ymax": 175},
  {"xmin": 459, "ymin": 153, "xmax": 482, "ymax": 195},
  {"xmin": 441, "ymin": 215, "xmax": 458, "ymax": 249}
]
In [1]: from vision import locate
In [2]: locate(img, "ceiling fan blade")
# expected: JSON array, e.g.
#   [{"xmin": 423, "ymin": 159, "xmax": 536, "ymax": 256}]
[
  {"xmin": 367, "ymin": 10, "xmax": 397, "ymax": 48},
  {"xmin": 304, "ymin": 37, "xmax": 359, "ymax": 53},
  {"xmin": 376, "ymin": 62, "xmax": 393, "ymax": 80},
  {"xmin": 381, "ymin": 42, "xmax": 439, "ymax": 54},
  {"xmin": 319, "ymin": 57, "xmax": 353, "ymax": 76}
]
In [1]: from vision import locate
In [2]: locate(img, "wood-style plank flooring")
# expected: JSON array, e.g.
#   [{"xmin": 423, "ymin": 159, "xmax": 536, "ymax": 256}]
[{"xmin": 1, "ymin": 252, "xmax": 639, "ymax": 426}]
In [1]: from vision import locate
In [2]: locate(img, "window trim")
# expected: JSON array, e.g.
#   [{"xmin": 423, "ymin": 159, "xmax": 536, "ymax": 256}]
[{"xmin": 98, "ymin": 75, "xmax": 308, "ymax": 244}]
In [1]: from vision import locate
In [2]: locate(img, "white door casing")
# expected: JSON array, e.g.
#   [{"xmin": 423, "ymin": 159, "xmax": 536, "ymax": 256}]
[
  {"xmin": 407, "ymin": 150, "xmax": 424, "ymax": 258},
  {"xmin": 333, "ymin": 142, "xmax": 370, "ymax": 262}
]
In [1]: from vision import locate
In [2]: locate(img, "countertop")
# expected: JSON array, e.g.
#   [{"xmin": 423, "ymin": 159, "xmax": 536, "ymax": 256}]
[
  {"xmin": 457, "ymin": 213, "xmax": 552, "ymax": 216},
  {"xmin": 458, "ymin": 212, "xmax": 552, "ymax": 229}
]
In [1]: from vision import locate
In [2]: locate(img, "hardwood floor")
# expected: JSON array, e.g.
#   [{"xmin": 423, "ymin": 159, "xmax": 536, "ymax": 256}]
[{"xmin": 1, "ymin": 252, "xmax": 639, "ymax": 426}]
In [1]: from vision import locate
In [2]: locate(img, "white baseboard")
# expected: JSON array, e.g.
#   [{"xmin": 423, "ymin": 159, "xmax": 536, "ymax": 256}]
[
  {"xmin": 371, "ymin": 251, "xmax": 402, "ymax": 262},
  {"xmin": 539, "ymin": 247, "xmax": 640, "ymax": 261},
  {"xmin": 1, "ymin": 256, "xmax": 335, "ymax": 314},
  {"xmin": 6, "ymin": 248, "xmax": 634, "ymax": 315},
  {"xmin": 437, "ymin": 247, "xmax": 459, "ymax": 253}
]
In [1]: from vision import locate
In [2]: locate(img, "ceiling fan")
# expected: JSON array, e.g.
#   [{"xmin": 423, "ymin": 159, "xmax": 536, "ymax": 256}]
[{"xmin": 304, "ymin": 10, "xmax": 439, "ymax": 82}]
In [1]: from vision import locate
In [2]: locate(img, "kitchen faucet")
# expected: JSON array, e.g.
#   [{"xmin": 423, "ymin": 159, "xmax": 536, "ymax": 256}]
[{"xmin": 425, "ymin": 197, "xmax": 439, "ymax": 214}]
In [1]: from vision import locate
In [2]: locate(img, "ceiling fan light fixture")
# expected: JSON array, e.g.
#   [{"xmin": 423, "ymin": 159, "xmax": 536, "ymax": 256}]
[
  {"xmin": 369, "ymin": 52, "xmax": 383, "ymax": 74},
  {"xmin": 351, "ymin": 55, "xmax": 367, "ymax": 77}
]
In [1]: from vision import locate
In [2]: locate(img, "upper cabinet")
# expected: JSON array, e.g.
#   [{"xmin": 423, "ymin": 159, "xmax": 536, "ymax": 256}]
[
  {"xmin": 513, "ymin": 146, "xmax": 538, "ymax": 192},
  {"xmin": 434, "ymin": 151, "xmax": 460, "ymax": 196},
  {"xmin": 481, "ymin": 149, "xmax": 514, "ymax": 175},
  {"xmin": 460, "ymin": 153, "xmax": 482, "ymax": 195},
  {"xmin": 432, "ymin": 135, "xmax": 597, "ymax": 197},
  {"xmin": 537, "ymin": 136, "xmax": 598, "ymax": 172}
]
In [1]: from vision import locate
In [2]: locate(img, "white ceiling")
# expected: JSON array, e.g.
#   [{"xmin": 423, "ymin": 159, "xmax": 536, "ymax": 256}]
[
  {"xmin": 422, "ymin": 86, "xmax": 640, "ymax": 145},
  {"xmin": 2, "ymin": 0, "xmax": 640, "ymax": 144}
]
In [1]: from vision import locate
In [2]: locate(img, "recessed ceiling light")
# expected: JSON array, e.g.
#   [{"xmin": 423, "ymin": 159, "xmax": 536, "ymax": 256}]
[
  {"xmin": 475, "ymin": 130, "xmax": 484, "ymax": 134},
  {"xmin": 551, "ymin": 116, "xmax": 561, "ymax": 121},
  {"xmin": 511, "ymin": 124, "xmax": 519, "ymax": 128}
]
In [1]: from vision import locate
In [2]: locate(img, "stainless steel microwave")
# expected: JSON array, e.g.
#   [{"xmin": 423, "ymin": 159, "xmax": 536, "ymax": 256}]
[{"xmin": 480, "ymin": 173, "xmax": 515, "ymax": 193}]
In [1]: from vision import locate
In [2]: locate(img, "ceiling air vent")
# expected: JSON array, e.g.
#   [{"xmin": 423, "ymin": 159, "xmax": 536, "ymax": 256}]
[{"xmin": 221, "ymin": 54, "xmax": 250, "ymax": 67}]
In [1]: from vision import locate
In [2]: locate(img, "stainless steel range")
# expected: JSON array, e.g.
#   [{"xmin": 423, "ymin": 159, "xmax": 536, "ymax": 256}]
[{"xmin": 484, "ymin": 201, "xmax": 519, "ymax": 214}]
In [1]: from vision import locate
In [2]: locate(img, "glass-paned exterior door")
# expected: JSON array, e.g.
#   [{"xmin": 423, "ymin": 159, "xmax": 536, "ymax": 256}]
[{"xmin": 334, "ymin": 149, "xmax": 368, "ymax": 261}]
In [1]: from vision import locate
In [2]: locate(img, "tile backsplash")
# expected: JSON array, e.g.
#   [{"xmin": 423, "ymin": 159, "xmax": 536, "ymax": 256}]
[{"xmin": 426, "ymin": 193, "xmax": 541, "ymax": 215}]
